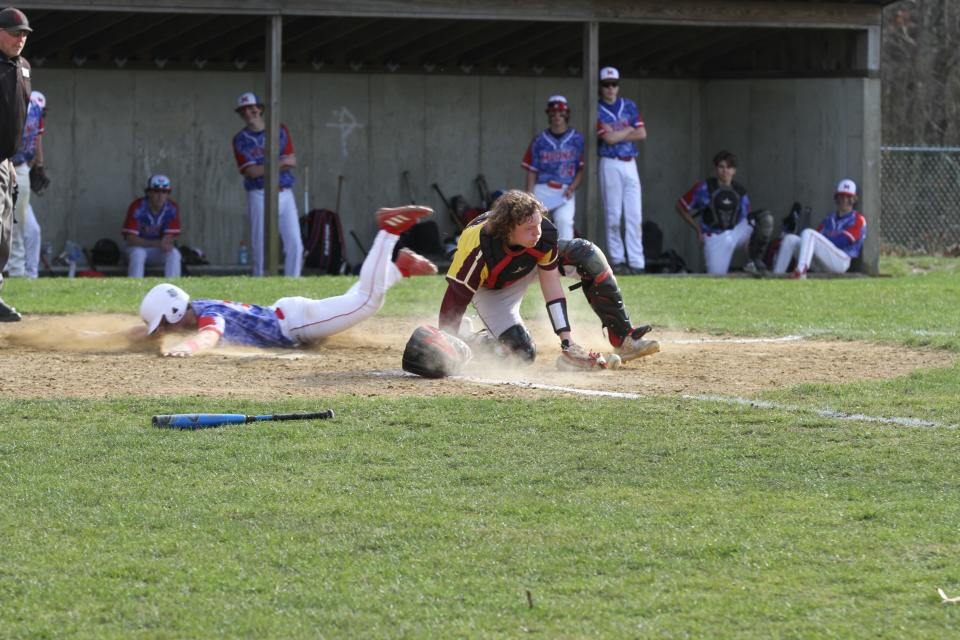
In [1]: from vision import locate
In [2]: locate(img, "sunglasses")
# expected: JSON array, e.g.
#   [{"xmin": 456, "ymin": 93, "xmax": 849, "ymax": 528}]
[{"xmin": 600, "ymin": 82, "xmax": 619, "ymax": 88}]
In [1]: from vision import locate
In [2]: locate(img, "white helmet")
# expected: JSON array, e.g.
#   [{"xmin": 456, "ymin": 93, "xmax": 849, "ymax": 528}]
[{"xmin": 140, "ymin": 283, "xmax": 190, "ymax": 335}]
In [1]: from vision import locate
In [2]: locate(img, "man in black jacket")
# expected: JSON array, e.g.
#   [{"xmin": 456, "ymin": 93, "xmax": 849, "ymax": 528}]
[{"xmin": 0, "ymin": 6, "xmax": 31, "ymax": 321}]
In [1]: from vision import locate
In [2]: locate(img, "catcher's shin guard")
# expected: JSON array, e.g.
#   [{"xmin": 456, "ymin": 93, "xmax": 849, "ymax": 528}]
[
  {"xmin": 498, "ymin": 324, "xmax": 536, "ymax": 362},
  {"xmin": 559, "ymin": 238, "xmax": 633, "ymax": 341},
  {"xmin": 748, "ymin": 209, "xmax": 774, "ymax": 263}
]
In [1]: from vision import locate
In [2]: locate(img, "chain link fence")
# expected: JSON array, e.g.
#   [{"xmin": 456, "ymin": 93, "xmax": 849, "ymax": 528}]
[{"xmin": 881, "ymin": 146, "xmax": 960, "ymax": 255}]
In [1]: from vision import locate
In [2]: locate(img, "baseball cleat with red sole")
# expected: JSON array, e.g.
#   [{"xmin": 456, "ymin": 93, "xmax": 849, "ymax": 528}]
[
  {"xmin": 376, "ymin": 205, "xmax": 433, "ymax": 235},
  {"xmin": 396, "ymin": 248, "xmax": 438, "ymax": 277}
]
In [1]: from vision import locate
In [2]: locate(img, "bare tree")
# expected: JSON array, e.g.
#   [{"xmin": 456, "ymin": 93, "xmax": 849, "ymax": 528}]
[{"xmin": 883, "ymin": 0, "xmax": 960, "ymax": 145}]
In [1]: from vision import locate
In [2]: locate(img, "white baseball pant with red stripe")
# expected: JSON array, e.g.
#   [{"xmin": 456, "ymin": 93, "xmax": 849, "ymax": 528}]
[
  {"xmin": 275, "ymin": 230, "xmax": 402, "ymax": 344},
  {"xmin": 774, "ymin": 229, "xmax": 850, "ymax": 275}
]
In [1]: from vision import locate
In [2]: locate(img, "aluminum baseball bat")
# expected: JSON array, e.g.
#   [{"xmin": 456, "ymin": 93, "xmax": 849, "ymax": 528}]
[{"xmin": 152, "ymin": 409, "xmax": 335, "ymax": 430}]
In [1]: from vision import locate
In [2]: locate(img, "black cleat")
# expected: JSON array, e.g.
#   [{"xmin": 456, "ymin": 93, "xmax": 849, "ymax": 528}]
[{"xmin": 0, "ymin": 299, "xmax": 22, "ymax": 322}]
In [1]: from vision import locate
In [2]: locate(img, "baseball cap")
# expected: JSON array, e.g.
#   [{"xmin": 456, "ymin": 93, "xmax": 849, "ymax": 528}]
[
  {"xmin": 235, "ymin": 91, "xmax": 264, "ymax": 112},
  {"xmin": 600, "ymin": 66, "xmax": 620, "ymax": 82},
  {"xmin": 146, "ymin": 174, "xmax": 172, "ymax": 192},
  {"xmin": 0, "ymin": 7, "xmax": 31, "ymax": 33},
  {"xmin": 835, "ymin": 178, "xmax": 857, "ymax": 197},
  {"xmin": 546, "ymin": 95, "xmax": 569, "ymax": 111},
  {"xmin": 29, "ymin": 90, "xmax": 45, "ymax": 109}
]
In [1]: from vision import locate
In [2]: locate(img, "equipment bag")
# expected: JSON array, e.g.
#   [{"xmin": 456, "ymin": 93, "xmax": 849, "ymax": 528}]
[{"xmin": 301, "ymin": 208, "xmax": 349, "ymax": 274}]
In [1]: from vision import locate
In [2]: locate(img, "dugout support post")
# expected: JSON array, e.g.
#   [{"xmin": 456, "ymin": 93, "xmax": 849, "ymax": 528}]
[
  {"xmin": 583, "ymin": 21, "xmax": 600, "ymax": 251},
  {"xmin": 263, "ymin": 15, "xmax": 283, "ymax": 276}
]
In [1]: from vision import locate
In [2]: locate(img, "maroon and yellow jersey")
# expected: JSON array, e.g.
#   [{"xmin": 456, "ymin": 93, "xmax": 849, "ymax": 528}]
[{"xmin": 439, "ymin": 213, "xmax": 558, "ymax": 331}]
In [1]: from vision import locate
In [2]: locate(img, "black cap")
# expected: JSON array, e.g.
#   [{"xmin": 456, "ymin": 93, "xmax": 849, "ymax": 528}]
[{"xmin": 0, "ymin": 8, "xmax": 32, "ymax": 33}]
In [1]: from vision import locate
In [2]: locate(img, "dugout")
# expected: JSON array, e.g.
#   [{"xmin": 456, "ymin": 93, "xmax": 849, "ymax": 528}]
[{"xmin": 16, "ymin": 0, "xmax": 893, "ymax": 274}]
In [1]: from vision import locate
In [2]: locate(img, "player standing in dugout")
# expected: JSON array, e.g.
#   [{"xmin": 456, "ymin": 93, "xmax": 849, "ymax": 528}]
[{"xmin": 0, "ymin": 6, "xmax": 32, "ymax": 322}]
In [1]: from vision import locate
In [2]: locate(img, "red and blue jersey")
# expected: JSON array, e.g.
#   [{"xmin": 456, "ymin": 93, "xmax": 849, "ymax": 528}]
[
  {"xmin": 522, "ymin": 128, "xmax": 585, "ymax": 186},
  {"xmin": 818, "ymin": 209, "xmax": 867, "ymax": 258},
  {"xmin": 678, "ymin": 179, "xmax": 751, "ymax": 232},
  {"xmin": 596, "ymin": 97, "xmax": 643, "ymax": 159},
  {"xmin": 192, "ymin": 299, "xmax": 295, "ymax": 349},
  {"xmin": 122, "ymin": 197, "xmax": 181, "ymax": 240},
  {"xmin": 232, "ymin": 124, "xmax": 296, "ymax": 192},
  {"xmin": 10, "ymin": 100, "xmax": 43, "ymax": 166}
]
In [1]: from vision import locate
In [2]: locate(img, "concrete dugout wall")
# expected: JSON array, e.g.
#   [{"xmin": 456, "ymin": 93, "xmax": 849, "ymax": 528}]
[{"xmin": 34, "ymin": 68, "xmax": 869, "ymax": 271}]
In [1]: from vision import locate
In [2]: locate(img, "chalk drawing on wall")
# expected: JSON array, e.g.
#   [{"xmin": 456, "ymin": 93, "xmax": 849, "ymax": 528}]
[{"xmin": 325, "ymin": 107, "xmax": 365, "ymax": 158}]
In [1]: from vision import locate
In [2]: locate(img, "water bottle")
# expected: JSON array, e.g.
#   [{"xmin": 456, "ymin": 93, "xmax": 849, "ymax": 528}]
[
  {"xmin": 43, "ymin": 241, "xmax": 53, "ymax": 264},
  {"xmin": 238, "ymin": 240, "xmax": 249, "ymax": 266}
]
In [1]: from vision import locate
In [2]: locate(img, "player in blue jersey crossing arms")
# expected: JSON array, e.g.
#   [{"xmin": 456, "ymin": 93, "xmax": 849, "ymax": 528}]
[
  {"xmin": 132, "ymin": 206, "xmax": 437, "ymax": 356},
  {"xmin": 522, "ymin": 95, "xmax": 584, "ymax": 241},
  {"xmin": 597, "ymin": 66, "xmax": 646, "ymax": 275},
  {"xmin": 232, "ymin": 91, "xmax": 303, "ymax": 277},
  {"xmin": 773, "ymin": 178, "xmax": 867, "ymax": 279}
]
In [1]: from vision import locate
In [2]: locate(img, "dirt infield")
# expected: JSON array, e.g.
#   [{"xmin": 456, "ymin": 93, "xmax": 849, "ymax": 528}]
[{"xmin": 0, "ymin": 314, "xmax": 955, "ymax": 401}]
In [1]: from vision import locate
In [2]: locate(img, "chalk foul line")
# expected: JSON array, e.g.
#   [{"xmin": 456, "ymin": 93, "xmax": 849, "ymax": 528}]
[{"xmin": 371, "ymin": 370, "xmax": 954, "ymax": 430}]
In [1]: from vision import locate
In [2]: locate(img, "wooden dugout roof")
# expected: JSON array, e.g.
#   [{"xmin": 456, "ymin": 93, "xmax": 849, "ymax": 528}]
[{"xmin": 17, "ymin": 0, "xmax": 896, "ymax": 78}]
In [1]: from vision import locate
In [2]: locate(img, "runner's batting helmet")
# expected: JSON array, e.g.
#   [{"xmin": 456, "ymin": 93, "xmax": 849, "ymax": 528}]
[{"xmin": 141, "ymin": 283, "xmax": 190, "ymax": 335}]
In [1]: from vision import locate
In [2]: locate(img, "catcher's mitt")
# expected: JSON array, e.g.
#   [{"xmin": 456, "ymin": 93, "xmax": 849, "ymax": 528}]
[
  {"xmin": 402, "ymin": 325, "xmax": 473, "ymax": 378},
  {"xmin": 29, "ymin": 165, "xmax": 50, "ymax": 195},
  {"xmin": 557, "ymin": 340, "xmax": 608, "ymax": 371}
]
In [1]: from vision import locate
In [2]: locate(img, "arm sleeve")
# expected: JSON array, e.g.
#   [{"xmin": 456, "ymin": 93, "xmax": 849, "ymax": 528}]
[
  {"xmin": 233, "ymin": 132, "xmax": 260, "ymax": 172},
  {"xmin": 678, "ymin": 181, "xmax": 705, "ymax": 212},
  {"xmin": 521, "ymin": 138, "xmax": 537, "ymax": 172},
  {"xmin": 439, "ymin": 282, "xmax": 474, "ymax": 334},
  {"xmin": 196, "ymin": 313, "xmax": 225, "ymax": 336},
  {"xmin": 121, "ymin": 201, "xmax": 141, "ymax": 236},
  {"xmin": 631, "ymin": 102, "xmax": 645, "ymax": 129},
  {"xmin": 280, "ymin": 125, "xmax": 295, "ymax": 157},
  {"xmin": 165, "ymin": 201, "xmax": 182, "ymax": 235}
]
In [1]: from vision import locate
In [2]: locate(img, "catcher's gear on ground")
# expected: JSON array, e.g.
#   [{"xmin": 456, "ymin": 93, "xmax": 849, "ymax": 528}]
[
  {"xmin": 558, "ymin": 339, "xmax": 608, "ymax": 371},
  {"xmin": 29, "ymin": 165, "xmax": 50, "ymax": 195},
  {"xmin": 91, "ymin": 238, "xmax": 121, "ymax": 266},
  {"xmin": 402, "ymin": 325, "xmax": 473, "ymax": 378},
  {"xmin": 748, "ymin": 208, "xmax": 774, "ymax": 266}
]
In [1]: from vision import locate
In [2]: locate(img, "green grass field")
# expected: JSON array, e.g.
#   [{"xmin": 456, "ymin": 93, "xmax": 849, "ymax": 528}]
[{"xmin": 2, "ymin": 257, "xmax": 959, "ymax": 638}]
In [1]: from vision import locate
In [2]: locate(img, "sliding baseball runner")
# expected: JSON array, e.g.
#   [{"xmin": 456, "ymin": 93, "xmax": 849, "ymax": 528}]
[{"xmin": 134, "ymin": 206, "xmax": 438, "ymax": 356}]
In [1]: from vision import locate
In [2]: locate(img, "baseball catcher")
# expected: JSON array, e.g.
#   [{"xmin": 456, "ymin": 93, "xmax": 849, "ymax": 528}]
[
  {"xmin": 675, "ymin": 150, "xmax": 774, "ymax": 275},
  {"xmin": 437, "ymin": 190, "xmax": 603, "ymax": 371}
]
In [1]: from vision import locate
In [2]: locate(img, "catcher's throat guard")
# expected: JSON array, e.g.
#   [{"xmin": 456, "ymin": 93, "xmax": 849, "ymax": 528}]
[{"xmin": 402, "ymin": 325, "xmax": 473, "ymax": 378}]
